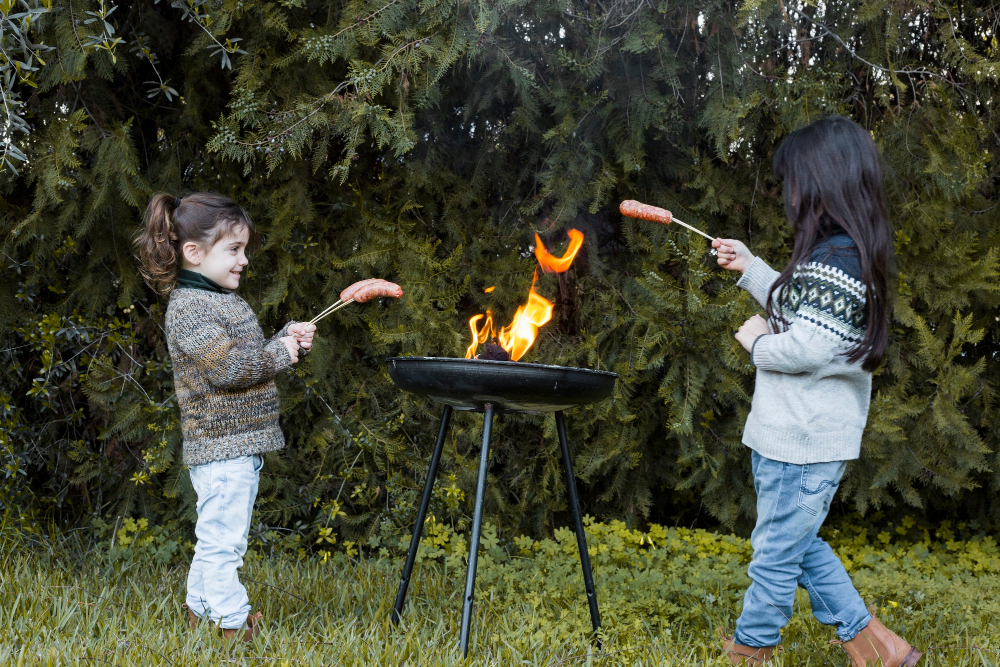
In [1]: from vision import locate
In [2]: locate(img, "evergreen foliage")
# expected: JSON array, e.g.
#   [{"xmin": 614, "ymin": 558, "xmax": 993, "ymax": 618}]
[{"xmin": 1, "ymin": 0, "xmax": 998, "ymax": 545}]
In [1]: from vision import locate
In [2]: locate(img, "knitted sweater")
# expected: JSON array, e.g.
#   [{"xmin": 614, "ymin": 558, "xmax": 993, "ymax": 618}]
[
  {"xmin": 737, "ymin": 233, "xmax": 870, "ymax": 464},
  {"xmin": 165, "ymin": 288, "xmax": 294, "ymax": 466}
]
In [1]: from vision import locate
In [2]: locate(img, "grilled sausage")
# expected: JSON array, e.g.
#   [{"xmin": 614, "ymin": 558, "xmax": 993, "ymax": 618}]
[
  {"xmin": 340, "ymin": 279, "xmax": 403, "ymax": 304},
  {"xmin": 619, "ymin": 199, "xmax": 672, "ymax": 224}
]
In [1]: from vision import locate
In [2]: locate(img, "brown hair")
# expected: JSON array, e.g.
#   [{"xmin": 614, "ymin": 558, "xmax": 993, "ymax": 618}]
[{"xmin": 134, "ymin": 192, "xmax": 257, "ymax": 295}]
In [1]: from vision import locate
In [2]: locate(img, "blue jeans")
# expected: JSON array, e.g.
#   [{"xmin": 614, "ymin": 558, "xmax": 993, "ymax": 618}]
[
  {"xmin": 186, "ymin": 454, "xmax": 262, "ymax": 629},
  {"xmin": 734, "ymin": 451, "xmax": 871, "ymax": 647}
]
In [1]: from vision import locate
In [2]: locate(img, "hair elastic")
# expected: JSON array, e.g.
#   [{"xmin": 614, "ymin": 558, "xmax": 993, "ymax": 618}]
[{"xmin": 173, "ymin": 196, "xmax": 182, "ymax": 208}]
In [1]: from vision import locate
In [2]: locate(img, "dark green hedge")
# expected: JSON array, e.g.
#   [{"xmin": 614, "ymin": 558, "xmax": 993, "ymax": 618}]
[{"xmin": 1, "ymin": 0, "xmax": 998, "ymax": 545}]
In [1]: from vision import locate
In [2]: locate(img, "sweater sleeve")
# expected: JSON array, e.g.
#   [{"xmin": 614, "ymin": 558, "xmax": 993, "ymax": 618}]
[
  {"xmin": 750, "ymin": 262, "xmax": 867, "ymax": 374},
  {"xmin": 170, "ymin": 303, "xmax": 293, "ymax": 389},
  {"xmin": 736, "ymin": 256, "xmax": 780, "ymax": 310}
]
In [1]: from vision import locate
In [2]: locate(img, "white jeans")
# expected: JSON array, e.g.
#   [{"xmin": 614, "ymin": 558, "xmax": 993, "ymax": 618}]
[{"xmin": 186, "ymin": 454, "xmax": 262, "ymax": 629}]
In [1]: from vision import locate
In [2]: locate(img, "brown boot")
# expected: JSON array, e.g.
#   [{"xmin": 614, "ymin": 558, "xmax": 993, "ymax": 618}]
[
  {"xmin": 832, "ymin": 617, "xmax": 922, "ymax": 667},
  {"xmin": 718, "ymin": 627, "xmax": 781, "ymax": 665},
  {"xmin": 181, "ymin": 603, "xmax": 199, "ymax": 630},
  {"xmin": 221, "ymin": 611, "xmax": 263, "ymax": 642}
]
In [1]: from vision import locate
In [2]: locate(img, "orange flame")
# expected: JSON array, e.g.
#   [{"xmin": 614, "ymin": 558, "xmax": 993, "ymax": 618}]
[
  {"xmin": 498, "ymin": 275, "xmax": 553, "ymax": 361},
  {"xmin": 466, "ymin": 230, "xmax": 583, "ymax": 360},
  {"xmin": 534, "ymin": 229, "xmax": 584, "ymax": 273},
  {"xmin": 465, "ymin": 312, "xmax": 494, "ymax": 359},
  {"xmin": 464, "ymin": 275, "xmax": 553, "ymax": 361}
]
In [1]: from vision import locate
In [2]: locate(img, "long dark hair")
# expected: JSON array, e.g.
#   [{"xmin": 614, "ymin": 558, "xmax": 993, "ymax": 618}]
[
  {"xmin": 768, "ymin": 115, "xmax": 893, "ymax": 371},
  {"xmin": 133, "ymin": 192, "xmax": 256, "ymax": 295}
]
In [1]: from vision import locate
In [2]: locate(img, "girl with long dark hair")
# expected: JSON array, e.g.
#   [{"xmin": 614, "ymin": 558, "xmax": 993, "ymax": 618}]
[{"xmin": 711, "ymin": 115, "xmax": 920, "ymax": 666}]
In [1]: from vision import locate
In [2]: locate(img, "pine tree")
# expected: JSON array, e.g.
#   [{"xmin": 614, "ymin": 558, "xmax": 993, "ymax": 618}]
[{"xmin": 1, "ymin": 0, "xmax": 998, "ymax": 544}]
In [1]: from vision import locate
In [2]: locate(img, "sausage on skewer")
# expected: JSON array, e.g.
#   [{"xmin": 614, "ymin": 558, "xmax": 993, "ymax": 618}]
[
  {"xmin": 340, "ymin": 279, "xmax": 403, "ymax": 303},
  {"xmin": 619, "ymin": 200, "xmax": 717, "ymax": 244},
  {"xmin": 619, "ymin": 200, "xmax": 672, "ymax": 224}
]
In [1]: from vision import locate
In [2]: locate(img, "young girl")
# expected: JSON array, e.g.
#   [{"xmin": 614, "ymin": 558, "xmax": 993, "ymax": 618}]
[
  {"xmin": 711, "ymin": 116, "xmax": 921, "ymax": 667},
  {"xmin": 135, "ymin": 192, "xmax": 401, "ymax": 640}
]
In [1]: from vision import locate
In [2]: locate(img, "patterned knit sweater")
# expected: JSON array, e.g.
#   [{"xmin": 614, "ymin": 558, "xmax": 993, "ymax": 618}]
[
  {"xmin": 737, "ymin": 233, "xmax": 871, "ymax": 464},
  {"xmin": 165, "ymin": 288, "xmax": 294, "ymax": 466}
]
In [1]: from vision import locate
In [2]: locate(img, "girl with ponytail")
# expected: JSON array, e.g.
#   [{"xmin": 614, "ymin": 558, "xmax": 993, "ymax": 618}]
[{"xmin": 134, "ymin": 192, "xmax": 401, "ymax": 640}]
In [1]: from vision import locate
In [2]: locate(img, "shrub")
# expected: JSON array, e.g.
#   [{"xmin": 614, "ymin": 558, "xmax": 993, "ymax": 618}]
[{"xmin": 1, "ymin": 0, "xmax": 998, "ymax": 543}]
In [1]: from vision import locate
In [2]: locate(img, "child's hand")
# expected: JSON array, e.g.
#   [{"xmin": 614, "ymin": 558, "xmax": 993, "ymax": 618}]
[
  {"xmin": 279, "ymin": 336, "xmax": 300, "ymax": 364},
  {"xmin": 287, "ymin": 322, "xmax": 316, "ymax": 350},
  {"xmin": 735, "ymin": 314, "xmax": 770, "ymax": 353},
  {"xmin": 713, "ymin": 238, "xmax": 755, "ymax": 273},
  {"xmin": 340, "ymin": 278, "xmax": 403, "ymax": 304}
]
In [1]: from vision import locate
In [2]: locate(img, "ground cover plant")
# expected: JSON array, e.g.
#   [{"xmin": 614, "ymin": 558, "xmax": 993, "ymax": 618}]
[{"xmin": 3, "ymin": 515, "xmax": 1000, "ymax": 665}]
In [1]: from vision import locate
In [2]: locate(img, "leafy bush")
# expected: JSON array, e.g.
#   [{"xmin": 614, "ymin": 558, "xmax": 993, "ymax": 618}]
[
  {"xmin": 1, "ymin": 0, "xmax": 998, "ymax": 544},
  {"xmin": 401, "ymin": 514, "xmax": 1000, "ymax": 646}
]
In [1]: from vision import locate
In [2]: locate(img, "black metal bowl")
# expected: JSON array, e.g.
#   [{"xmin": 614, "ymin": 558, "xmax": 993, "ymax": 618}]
[{"xmin": 386, "ymin": 356, "xmax": 618, "ymax": 413}]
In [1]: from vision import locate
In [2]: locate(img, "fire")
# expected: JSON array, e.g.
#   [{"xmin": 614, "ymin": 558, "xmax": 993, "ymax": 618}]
[
  {"xmin": 498, "ymin": 274, "xmax": 553, "ymax": 361},
  {"xmin": 534, "ymin": 229, "xmax": 584, "ymax": 273},
  {"xmin": 465, "ymin": 230, "xmax": 583, "ymax": 361},
  {"xmin": 465, "ymin": 312, "xmax": 494, "ymax": 359},
  {"xmin": 465, "ymin": 274, "xmax": 553, "ymax": 361}
]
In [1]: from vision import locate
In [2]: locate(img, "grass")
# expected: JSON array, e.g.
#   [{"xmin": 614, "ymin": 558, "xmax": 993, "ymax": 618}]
[{"xmin": 4, "ymin": 518, "xmax": 1000, "ymax": 666}]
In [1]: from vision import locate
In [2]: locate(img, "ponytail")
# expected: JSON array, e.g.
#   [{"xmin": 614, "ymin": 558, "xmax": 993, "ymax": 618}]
[
  {"xmin": 134, "ymin": 192, "xmax": 257, "ymax": 296},
  {"xmin": 135, "ymin": 193, "xmax": 182, "ymax": 295}
]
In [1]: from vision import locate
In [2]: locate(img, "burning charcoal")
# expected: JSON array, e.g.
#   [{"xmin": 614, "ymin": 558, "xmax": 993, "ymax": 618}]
[{"xmin": 478, "ymin": 343, "xmax": 511, "ymax": 361}]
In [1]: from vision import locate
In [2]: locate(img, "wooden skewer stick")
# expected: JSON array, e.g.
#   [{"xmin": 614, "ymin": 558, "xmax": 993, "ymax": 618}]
[
  {"xmin": 309, "ymin": 299, "xmax": 341, "ymax": 323},
  {"xmin": 309, "ymin": 298, "xmax": 355, "ymax": 325},
  {"xmin": 664, "ymin": 216, "xmax": 715, "ymax": 242}
]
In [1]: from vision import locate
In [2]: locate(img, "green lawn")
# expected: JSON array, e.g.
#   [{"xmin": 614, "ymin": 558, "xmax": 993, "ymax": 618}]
[{"xmin": 3, "ymin": 518, "xmax": 1000, "ymax": 665}]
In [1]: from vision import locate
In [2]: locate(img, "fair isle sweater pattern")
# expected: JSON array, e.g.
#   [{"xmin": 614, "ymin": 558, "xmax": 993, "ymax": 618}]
[
  {"xmin": 165, "ymin": 288, "xmax": 294, "ymax": 467},
  {"xmin": 738, "ymin": 232, "xmax": 872, "ymax": 464},
  {"xmin": 778, "ymin": 262, "xmax": 867, "ymax": 346}
]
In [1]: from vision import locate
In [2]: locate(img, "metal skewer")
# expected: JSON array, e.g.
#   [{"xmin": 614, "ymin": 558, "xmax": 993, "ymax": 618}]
[{"xmin": 309, "ymin": 298, "xmax": 354, "ymax": 325}]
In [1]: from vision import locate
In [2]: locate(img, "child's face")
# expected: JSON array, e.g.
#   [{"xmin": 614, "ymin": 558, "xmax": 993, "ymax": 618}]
[{"xmin": 183, "ymin": 224, "xmax": 250, "ymax": 290}]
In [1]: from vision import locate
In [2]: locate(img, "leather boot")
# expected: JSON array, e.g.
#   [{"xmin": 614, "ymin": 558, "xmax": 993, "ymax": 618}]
[
  {"xmin": 718, "ymin": 627, "xmax": 781, "ymax": 665},
  {"xmin": 831, "ymin": 617, "xmax": 922, "ymax": 667},
  {"xmin": 181, "ymin": 603, "xmax": 199, "ymax": 630},
  {"xmin": 221, "ymin": 611, "xmax": 263, "ymax": 642}
]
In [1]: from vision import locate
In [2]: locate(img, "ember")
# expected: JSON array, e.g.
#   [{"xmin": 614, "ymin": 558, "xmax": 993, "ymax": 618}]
[
  {"xmin": 465, "ymin": 229, "xmax": 583, "ymax": 361},
  {"xmin": 479, "ymin": 342, "xmax": 510, "ymax": 361}
]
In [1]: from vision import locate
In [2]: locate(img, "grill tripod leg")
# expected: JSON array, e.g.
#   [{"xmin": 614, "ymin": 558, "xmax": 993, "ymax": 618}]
[
  {"xmin": 556, "ymin": 411, "xmax": 602, "ymax": 646},
  {"xmin": 392, "ymin": 405, "xmax": 453, "ymax": 625},
  {"xmin": 459, "ymin": 404, "xmax": 494, "ymax": 658}
]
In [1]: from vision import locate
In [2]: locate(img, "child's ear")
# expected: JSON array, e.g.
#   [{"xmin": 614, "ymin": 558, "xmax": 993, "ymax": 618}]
[{"xmin": 181, "ymin": 241, "xmax": 202, "ymax": 266}]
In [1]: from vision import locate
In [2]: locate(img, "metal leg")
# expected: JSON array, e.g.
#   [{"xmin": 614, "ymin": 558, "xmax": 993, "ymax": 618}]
[
  {"xmin": 556, "ymin": 410, "xmax": 602, "ymax": 645},
  {"xmin": 459, "ymin": 403, "xmax": 494, "ymax": 658},
  {"xmin": 391, "ymin": 405, "xmax": 453, "ymax": 625}
]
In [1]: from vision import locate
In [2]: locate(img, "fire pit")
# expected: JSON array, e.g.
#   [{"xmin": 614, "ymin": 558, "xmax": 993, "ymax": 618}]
[{"xmin": 387, "ymin": 356, "xmax": 618, "ymax": 657}]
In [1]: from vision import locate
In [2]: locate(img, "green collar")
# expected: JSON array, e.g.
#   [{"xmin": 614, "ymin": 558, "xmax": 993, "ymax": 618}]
[{"xmin": 176, "ymin": 269, "xmax": 228, "ymax": 294}]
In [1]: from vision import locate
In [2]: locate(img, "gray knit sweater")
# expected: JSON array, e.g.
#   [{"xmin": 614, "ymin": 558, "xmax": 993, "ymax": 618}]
[
  {"xmin": 737, "ymin": 234, "xmax": 871, "ymax": 464},
  {"xmin": 165, "ymin": 288, "xmax": 294, "ymax": 466}
]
